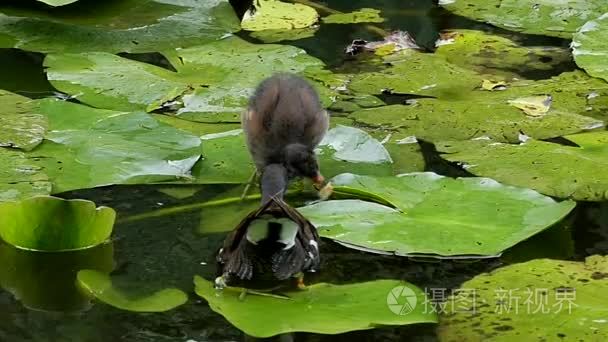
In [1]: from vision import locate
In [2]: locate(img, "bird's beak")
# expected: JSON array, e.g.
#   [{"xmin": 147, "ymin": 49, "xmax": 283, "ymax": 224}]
[{"xmin": 312, "ymin": 173, "xmax": 325, "ymax": 188}]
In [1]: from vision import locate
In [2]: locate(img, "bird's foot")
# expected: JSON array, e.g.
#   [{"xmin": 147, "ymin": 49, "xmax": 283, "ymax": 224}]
[
  {"xmin": 295, "ymin": 273, "xmax": 307, "ymax": 290},
  {"xmin": 214, "ymin": 275, "xmax": 228, "ymax": 290}
]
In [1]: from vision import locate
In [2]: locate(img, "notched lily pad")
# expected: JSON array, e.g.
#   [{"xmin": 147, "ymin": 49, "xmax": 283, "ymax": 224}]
[
  {"xmin": 0, "ymin": 196, "xmax": 115, "ymax": 251},
  {"xmin": 437, "ymin": 131, "xmax": 608, "ymax": 201},
  {"xmin": 0, "ymin": 90, "xmax": 47, "ymax": 151},
  {"xmin": 299, "ymin": 173, "xmax": 575, "ymax": 257},
  {"xmin": 77, "ymin": 270, "xmax": 187, "ymax": 312},
  {"xmin": 438, "ymin": 255, "xmax": 608, "ymax": 341},
  {"xmin": 32, "ymin": 99, "xmax": 202, "ymax": 193},
  {"xmin": 195, "ymin": 275, "xmax": 437, "ymax": 338}
]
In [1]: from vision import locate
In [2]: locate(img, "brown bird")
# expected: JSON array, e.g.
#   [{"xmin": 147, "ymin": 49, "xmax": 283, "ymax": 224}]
[{"xmin": 242, "ymin": 73, "xmax": 329, "ymax": 199}]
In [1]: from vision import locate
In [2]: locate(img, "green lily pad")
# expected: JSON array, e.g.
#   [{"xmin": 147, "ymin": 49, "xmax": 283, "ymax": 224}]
[
  {"xmin": 0, "ymin": 148, "xmax": 51, "ymax": 202},
  {"xmin": 350, "ymin": 72, "xmax": 606, "ymax": 143},
  {"xmin": 0, "ymin": 196, "xmax": 115, "ymax": 251},
  {"xmin": 437, "ymin": 131, "xmax": 608, "ymax": 201},
  {"xmin": 438, "ymin": 255, "xmax": 608, "ymax": 341},
  {"xmin": 0, "ymin": 90, "xmax": 46, "ymax": 151},
  {"xmin": 32, "ymin": 99, "xmax": 201, "ymax": 193},
  {"xmin": 44, "ymin": 36, "xmax": 341, "ymax": 123},
  {"xmin": 440, "ymin": 0, "xmax": 608, "ymax": 38},
  {"xmin": 322, "ymin": 8, "xmax": 385, "ymax": 24},
  {"xmin": 317, "ymin": 125, "xmax": 393, "ymax": 178},
  {"xmin": 241, "ymin": 0, "xmax": 318, "ymax": 31},
  {"xmin": 572, "ymin": 13, "xmax": 608, "ymax": 82},
  {"xmin": 194, "ymin": 276, "xmax": 437, "ymax": 338},
  {"xmin": 191, "ymin": 129, "xmax": 254, "ymax": 184},
  {"xmin": 298, "ymin": 173, "xmax": 575, "ymax": 257},
  {"xmin": 348, "ymin": 51, "xmax": 484, "ymax": 99},
  {"xmin": 77, "ymin": 270, "xmax": 187, "ymax": 312},
  {"xmin": 250, "ymin": 27, "xmax": 319, "ymax": 43},
  {"xmin": 435, "ymin": 30, "xmax": 572, "ymax": 79},
  {"xmin": 37, "ymin": 0, "xmax": 78, "ymax": 6},
  {"xmin": 44, "ymin": 52, "xmax": 190, "ymax": 113},
  {"xmin": 0, "ymin": 0, "xmax": 240, "ymax": 53}
]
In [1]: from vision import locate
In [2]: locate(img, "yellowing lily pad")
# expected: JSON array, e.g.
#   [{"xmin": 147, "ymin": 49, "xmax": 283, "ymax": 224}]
[
  {"xmin": 0, "ymin": 196, "xmax": 115, "ymax": 251},
  {"xmin": 195, "ymin": 275, "xmax": 437, "ymax": 338},
  {"xmin": 77, "ymin": 270, "xmax": 187, "ymax": 312},
  {"xmin": 508, "ymin": 95, "xmax": 552, "ymax": 117},
  {"xmin": 322, "ymin": 8, "xmax": 384, "ymax": 24},
  {"xmin": 438, "ymin": 255, "xmax": 608, "ymax": 341},
  {"xmin": 241, "ymin": 0, "xmax": 319, "ymax": 31}
]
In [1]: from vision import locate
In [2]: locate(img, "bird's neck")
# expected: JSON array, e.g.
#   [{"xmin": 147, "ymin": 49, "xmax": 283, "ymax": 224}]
[{"xmin": 261, "ymin": 163, "xmax": 288, "ymax": 204}]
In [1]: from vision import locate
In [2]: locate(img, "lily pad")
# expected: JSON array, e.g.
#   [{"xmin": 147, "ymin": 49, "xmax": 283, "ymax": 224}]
[
  {"xmin": 437, "ymin": 131, "xmax": 608, "ymax": 201},
  {"xmin": 77, "ymin": 270, "xmax": 187, "ymax": 312},
  {"xmin": 45, "ymin": 36, "xmax": 341, "ymax": 123},
  {"xmin": 0, "ymin": 90, "xmax": 46, "ymax": 151},
  {"xmin": 250, "ymin": 27, "xmax": 319, "ymax": 43},
  {"xmin": 0, "ymin": 196, "xmax": 115, "ymax": 251},
  {"xmin": 435, "ymin": 30, "xmax": 572, "ymax": 79},
  {"xmin": 322, "ymin": 8, "xmax": 385, "ymax": 24},
  {"xmin": 440, "ymin": 0, "xmax": 608, "ymax": 38},
  {"xmin": 438, "ymin": 255, "xmax": 608, "ymax": 341},
  {"xmin": 241, "ymin": 0, "xmax": 318, "ymax": 31},
  {"xmin": 37, "ymin": 0, "xmax": 78, "ymax": 6},
  {"xmin": 0, "ymin": 148, "xmax": 51, "ymax": 202},
  {"xmin": 194, "ymin": 276, "xmax": 437, "ymax": 338},
  {"xmin": 350, "ymin": 72, "xmax": 606, "ymax": 143},
  {"xmin": 31, "ymin": 99, "xmax": 201, "ymax": 193},
  {"xmin": 572, "ymin": 13, "xmax": 608, "ymax": 82},
  {"xmin": 317, "ymin": 125, "xmax": 393, "ymax": 178},
  {"xmin": 191, "ymin": 129, "xmax": 255, "ymax": 184},
  {"xmin": 0, "ymin": 0, "xmax": 240, "ymax": 53},
  {"xmin": 298, "ymin": 173, "xmax": 575, "ymax": 257}
]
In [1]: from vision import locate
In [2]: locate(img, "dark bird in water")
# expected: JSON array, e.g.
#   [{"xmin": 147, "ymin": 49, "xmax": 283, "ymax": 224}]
[{"xmin": 215, "ymin": 195, "xmax": 320, "ymax": 288}]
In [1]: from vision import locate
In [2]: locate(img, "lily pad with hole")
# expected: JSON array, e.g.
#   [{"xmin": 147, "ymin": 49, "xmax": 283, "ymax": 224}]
[
  {"xmin": 572, "ymin": 13, "xmax": 608, "ymax": 83},
  {"xmin": 31, "ymin": 99, "xmax": 201, "ymax": 193},
  {"xmin": 349, "ymin": 71, "xmax": 606, "ymax": 143},
  {"xmin": 44, "ymin": 36, "xmax": 342, "ymax": 123},
  {"xmin": 0, "ymin": 148, "xmax": 51, "ymax": 202},
  {"xmin": 437, "ymin": 131, "xmax": 608, "ymax": 201},
  {"xmin": 435, "ymin": 30, "xmax": 572, "ymax": 79},
  {"xmin": 322, "ymin": 8, "xmax": 384, "ymax": 24},
  {"xmin": 0, "ymin": 0, "xmax": 240, "ymax": 53},
  {"xmin": 298, "ymin": 173, "xmax": 575, "ymax": 258},
  {"xmin": 0, "ymin": 196, "xmax": 115, "ymax": 251},
  {"xmin": 438, "ymin": 255, "xmax": 608, "ymax": 341},
  {"xmin": 241, "ymin": 0, "xmax": 318, "ymax": 31},
  {"xmin": 0, "ymin": 90, "xmax": 46, "ymax": 151},
  {"xmin": 77, "ymin": 270, "xmax": 187, "ymax": 312},
  {"xmin": 194, "ymin": 276, "xmax": 437, "ymax": 338},
  {"xmin": 440, "ymin": 0, "xmax": 608, "ymax": 38}
]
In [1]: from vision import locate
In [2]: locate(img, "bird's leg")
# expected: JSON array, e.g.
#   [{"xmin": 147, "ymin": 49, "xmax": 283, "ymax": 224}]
[
  {"xmin": 240, "ymin": 170, "xmax": 258, "ymax": 200},
  {"xmin": 295, "ymin": 272, "xmax": 307, "ymax": 290}
]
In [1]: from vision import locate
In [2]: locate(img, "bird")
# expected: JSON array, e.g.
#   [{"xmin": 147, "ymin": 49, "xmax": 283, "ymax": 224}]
[
  {"xmin": 215, "ymin": 195, "xmax": 320, "ymax": 289},
  {"xmin": 241, "ymin": 73, "xmax": 330, "ymax": 193}
]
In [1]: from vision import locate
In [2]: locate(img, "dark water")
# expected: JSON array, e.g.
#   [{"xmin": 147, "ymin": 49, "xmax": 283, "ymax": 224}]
[{"xmin": 0, "ymin": 0, "xmax": 606, "ymax": 341}]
